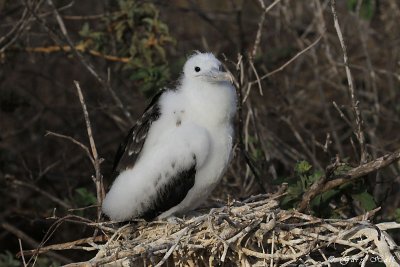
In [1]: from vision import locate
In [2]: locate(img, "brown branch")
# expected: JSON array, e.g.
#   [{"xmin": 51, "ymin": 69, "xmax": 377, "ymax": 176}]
[
  {"xmin": 1, "ymin": 222, "xmax": 72, "ymax": 264},
  {"xmin": 73, "ymin": 81, "xmax": 104, "ymax": 221},
  {"xmin": 8, "ymin": 176, "xmax": 71, "ymax": 209},
  {"xmin": 297, "ymin": 149, "xmax": 400, "ymax": 212},
  {"xmin": 38, "ymin": 196, "xmax": 400, "ymax": 266},
  {"xmin": 330, "ymin": 0, "xmax": 367, "ymax": 163},
  {"xmin": 20, "ymin": 45, "xmax": 130, "ymax": 62},
  {"xmin": 250, "ymin": 0, "xmax": 283, "ymax": 59},
  {"xmin": 18, "ymin": 239, "xmax": 27, "ymax": 267},
  {"xmin": 250, "ymin": 35, "xmax": 322, "ymax": 85},
  {"xmin": 46, "ymin": 131, "xmax": 94, "ymax": 165},
  {"xmin": 19, "ymin": 235, "xmax": 108, "ymax": 256},
  {"xmin": 24, "ymin": 0, "xmax": 133, "ymax": 122}
]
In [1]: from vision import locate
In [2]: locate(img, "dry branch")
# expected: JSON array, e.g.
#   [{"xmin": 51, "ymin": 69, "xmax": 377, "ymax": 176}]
[
  {"xmin": 25, "ymin": 194, "xmax": 400, "ymax": 267},
  {"xmin": 19, "ymin": 44, "xmax": 130, "ymax": 62},
  {"xmin": 74, "ymin": 81, "xmax": 105, "ymax": 221},
  {"xmin": 298, "ymin": 149, "xmax": 400, "ymax": 212},
  {"xmin": 1, "ymin": 222, "xmax": 72, "ymax": 264},
  {"xmin": 330, "ymin": 0, "xmax": 367, "ymax": 163}
]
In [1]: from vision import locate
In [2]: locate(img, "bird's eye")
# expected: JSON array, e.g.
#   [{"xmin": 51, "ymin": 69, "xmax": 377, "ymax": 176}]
[{"xmin": 194, "ymin": 66, "xmax": 201, "ymax": 72}]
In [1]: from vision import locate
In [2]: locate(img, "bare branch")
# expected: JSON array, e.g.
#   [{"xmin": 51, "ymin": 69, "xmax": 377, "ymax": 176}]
[
  {"xmin": 73, "ymin": 81, "xmax": 104, "ymax": 221},
  {"xmin": 330, "ymin": 0, "xmax": 367, "ymax": 163},
  {"xmin": 250, "ymin": 35, "xmax": 322, "ymax": 85},
  {"xmin": 298, "ymin": 149, "xmax": 400, "ymax": 212},
  {"xmin": 1, "ymin": 222, "xmax": 71, "ymax": 264}
]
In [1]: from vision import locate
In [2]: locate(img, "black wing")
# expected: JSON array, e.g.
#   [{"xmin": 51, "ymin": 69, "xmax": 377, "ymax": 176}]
[
  {"xmin": 112, "ymin": 89, "xmax": 166, "ymax": 173},
  {"xmin": 141, "ymin": 160, "xmax": 196, "ymax": 220}
]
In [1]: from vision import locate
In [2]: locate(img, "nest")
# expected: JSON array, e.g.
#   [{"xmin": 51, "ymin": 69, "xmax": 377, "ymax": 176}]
[{"xmin": 27, "ymin": 194, "xmax": 400, "ymax": 267}]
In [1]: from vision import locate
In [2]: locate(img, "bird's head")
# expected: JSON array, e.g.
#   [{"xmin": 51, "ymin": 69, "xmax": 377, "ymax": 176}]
[{"xmin": 183, "ymin": 52, "xmax": 233, "ymax": 84}]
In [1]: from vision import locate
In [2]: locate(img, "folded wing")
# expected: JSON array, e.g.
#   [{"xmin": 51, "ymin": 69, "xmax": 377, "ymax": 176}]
[{"xmin": 103, "ymin": 117, "xmax": 211, "ymax": 221}]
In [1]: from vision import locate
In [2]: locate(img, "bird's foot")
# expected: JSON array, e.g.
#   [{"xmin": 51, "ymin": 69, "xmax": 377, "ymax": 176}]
[{"xmin": 165, "ymin": 215, "xmax": 184, "ymax": 225}]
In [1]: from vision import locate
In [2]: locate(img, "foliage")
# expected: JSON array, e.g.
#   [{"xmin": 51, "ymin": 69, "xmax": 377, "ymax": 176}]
[
  {"xmin": 74, "ymin": 187, "xmax": 97, "ymax": 207},
  {"xmin": 79, "ymin": 0, "xmax": 175, "ymax": 96},
  {"xmin": 0, "ymin": 251, "xmax": 19, "ymax": 267},
  {"xmin": 346, "ymin": 0, "xmax": 376, "ymax": 20},
  {"xmin": 395, "ymin": 209, "xmax": 400, "ymax": 223},
  {"xmin": 72, "ymin": 187, "xmax": 97, "ymax": 216},
  {"xmin": 0, "ymin": 251, "xmax": 59, "ymax": 267},
  {"xmin": 280, "ymin": 160, "xmax": 377, "ymax": 218}
]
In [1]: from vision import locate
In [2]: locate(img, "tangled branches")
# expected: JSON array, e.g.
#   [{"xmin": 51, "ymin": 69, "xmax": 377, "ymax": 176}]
[{"xmin": 21, "ymin": 194, "xmax": 400, "ymax": 267}]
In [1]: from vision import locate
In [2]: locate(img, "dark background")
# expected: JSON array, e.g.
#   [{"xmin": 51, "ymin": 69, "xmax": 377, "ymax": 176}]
[{"xmin": 0, "ymin": 0, "xmax": 399, "ymax": 265}]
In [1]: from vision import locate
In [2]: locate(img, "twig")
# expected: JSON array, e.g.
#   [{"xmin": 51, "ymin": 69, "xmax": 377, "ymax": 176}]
[
  {"xmin": 73, "ymin": 81, "xmax": 104, "ymax": 221},
  {"xmin": 8, "ymin": 176, "xmax": 71, "ymax": 209},
  {"xmin": 250, "ymin": 35, "xmax": 322, "ymax": 84},
  {"xmin": 31, "ymin": 195, "xmax": 400, "ymax": 266},
  {"xmin": 234, "ymin": 54, "xmax": 267, "ymax": 192},
  {"xmin": 250, "ymin": 0, "xmax": 265, "ymax": 59},
  {"xmin": 19, "ymin": 239, "xmax": 27, "ymax": 267},
  {"xmin": 46, "ymin": 131, "xmax": 94, "ymax": 166},
  {"xmin": 311, "ymin": 48, "xmax": 344, "ymax": 157},
  {"xmin": 330, "ymin": 0, "xmax": 367, "ymax": 163},
  {"xmin": 24, "ymin": 0, "xmax": 133, "ymax": 122},
  {"xmin": 14, "ymin": 44, "xmax": 131, "ymax": 62},
  {"xmin": 20, "ymin": 235, "xmax": 108, "ymax": 256},
  {"xmin": 249, "ymin": 59, "xmax": 263, "ymax": 96},
  {"xmin": 298, "ymin": 149, "xmax": 400, "ymax": 211},
  {"xmin": 250, "ymin": 0, "xmax": 283, "ymax": 59},
  {"xmin": 281, "ymin": 117, "xmax": 322, "ymax": 170},
  {"xmin": 154, "ymin": 228, "xmax": 188, "ymax": 267},
  {"xmin": 1, "ymin": 222, "xmax": 71, "ymax": 264}
]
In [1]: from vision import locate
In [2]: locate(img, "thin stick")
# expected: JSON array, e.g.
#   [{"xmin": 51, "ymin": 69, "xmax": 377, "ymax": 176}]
[
  {"xmin": 25, "ymin": 0, "xmax": 133, "ymax": 122},
  {"xmin": 19, "ymin": 239, "xmax": 27, "ymax": 267},
  {"xmin": 298, "ymin": 148, "xmax": 400, "ymax": 211},
  {"xmin": 10, "ymin": 178, "xmax": 71, "ymax": 209},
  {"xmin": 250, "ymin": 35, "xmax": 322, "ymax": 84},
  {"xmin": 46, "ymin": 131, "xmax": 94, "ymax": 165},
  {"xmin": 154, "ymin": 228, "xmax": 188, "ymax": 267},
  {"xmin": 330, "ymin": 0, "xmax": 367, "ymax": 163},
  {"xmin": 1, "ymin": 222, "xmax": 71, "ymax": 264},
  {"xmin": 250, "ymin": 0, "xmax": 283, "ymax": 58},
  {"xmin": 73, "ymin": 81, "xmax": 104, "ymax": 221}
]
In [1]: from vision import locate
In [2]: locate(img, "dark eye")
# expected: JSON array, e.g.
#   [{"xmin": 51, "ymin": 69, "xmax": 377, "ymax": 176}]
[{"xmin": 194, "ymin": 66, "xmax": 201, "ymax": 72}]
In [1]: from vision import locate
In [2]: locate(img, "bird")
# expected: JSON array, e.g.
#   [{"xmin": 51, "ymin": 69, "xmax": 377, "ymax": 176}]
[{"xmin": 102, "ymin": 52, "xmax": 237, "ymax": 221}]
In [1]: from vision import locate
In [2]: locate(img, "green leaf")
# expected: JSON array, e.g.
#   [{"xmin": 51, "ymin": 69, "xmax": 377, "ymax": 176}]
[
  {"xmin": 295, "ymin": 160, "xmax": 312, "ymax": 175},
  {"xmin": 79, "ymin": 22, "xmax": 90, "ymax": 37},
  {"xmin": 74, "ymin": 187, "xmax": 97, "ymax": 206},
  {"xmin": 346, "ymin": 0, "xmax": 375, "ymax": 20},
  {"xmin": 0, "ymin": 251, "xmax": 20, "ymax": 267},
  {"xmin": 311, "ymin": 188, "xmax": 340, "ymax": 207},
  {"xmin": 395, "ymin": 209, "xmax": 400, "ymax": 223},
  {"xmin": 352, "ymin": 191, "xmax": 377, "ymax": 211}
]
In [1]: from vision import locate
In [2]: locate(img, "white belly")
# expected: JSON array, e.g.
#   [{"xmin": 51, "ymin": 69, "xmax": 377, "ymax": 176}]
[{"xmin": 158, "ymin": 124, "xmax": 233, "ymax": 218}]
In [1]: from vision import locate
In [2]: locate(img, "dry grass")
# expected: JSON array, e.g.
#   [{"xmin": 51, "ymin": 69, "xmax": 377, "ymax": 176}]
[{"xmin": 20, "ymin": 193, "xmax": 400, "ymax": 266}]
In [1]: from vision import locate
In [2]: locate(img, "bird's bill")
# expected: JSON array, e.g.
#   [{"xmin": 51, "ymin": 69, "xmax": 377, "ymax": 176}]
[{"xmin": 202, "ymin": 70, "xmax": 234, "ymax": 83}]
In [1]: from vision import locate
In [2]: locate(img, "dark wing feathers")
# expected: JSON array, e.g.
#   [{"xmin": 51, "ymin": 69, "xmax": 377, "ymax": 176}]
[
  {"xmin": 112, "ymin": 89, "xmax": 165, "ymax": 173},
  {"xmin": 112, "ymin": 88, "xmax": 196, "ymax": 220},
  {"xmin": 141, "ymin": 160, "xmax": 196, "ymax": 220}
]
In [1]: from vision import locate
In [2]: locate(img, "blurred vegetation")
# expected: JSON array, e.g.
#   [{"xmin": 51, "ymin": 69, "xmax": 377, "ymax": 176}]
[
  {"xmin": 78, "ymin": 0, "xmax": 175, "ymax": 96},
  {"xmin": 0, "ymin": 251, "xmax": 59, "ymax": 267},
  {"xmin": 280, "ymin": 160, "xmax": 377, "ymax": 218},
  {"xmin": 0, "ymin": 0, "xmax": 399, "ymax": 264}
]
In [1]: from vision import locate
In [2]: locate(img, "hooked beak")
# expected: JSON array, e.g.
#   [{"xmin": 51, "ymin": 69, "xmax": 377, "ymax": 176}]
[{"xmin": 200, "ymin": 69, "xmax": 234, "ymax": 84}]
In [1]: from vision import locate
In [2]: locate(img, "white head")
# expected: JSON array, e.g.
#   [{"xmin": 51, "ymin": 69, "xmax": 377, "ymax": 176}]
[{"xmin": 182, "ymin": 52, "xmax": 233, "ymax": 84}]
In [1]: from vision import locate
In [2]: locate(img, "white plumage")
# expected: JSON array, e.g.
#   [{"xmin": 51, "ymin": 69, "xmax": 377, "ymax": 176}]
[{"xmin": 102, "ymin": 52, "xmax": 236, "ymax": 221}]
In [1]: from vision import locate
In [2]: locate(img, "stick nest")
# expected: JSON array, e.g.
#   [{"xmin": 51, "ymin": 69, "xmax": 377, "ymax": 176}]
[{"xmin": 47, "ymin": 194, "xmax": 400, "ymax": 267}]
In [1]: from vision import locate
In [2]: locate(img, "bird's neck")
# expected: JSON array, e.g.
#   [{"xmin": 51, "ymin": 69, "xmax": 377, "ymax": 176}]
[{"xmin": 180, "ymin": 79, "xmax": 236, "ymax": 127}]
